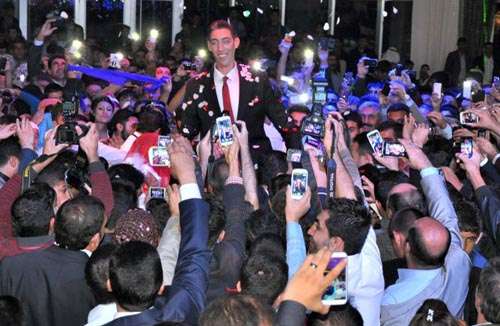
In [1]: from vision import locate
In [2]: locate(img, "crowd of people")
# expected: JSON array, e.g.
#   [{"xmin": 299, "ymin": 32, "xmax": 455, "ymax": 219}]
[{"xmin": 0, "ymin": 5, "xmax": 499, "ymax": 326}]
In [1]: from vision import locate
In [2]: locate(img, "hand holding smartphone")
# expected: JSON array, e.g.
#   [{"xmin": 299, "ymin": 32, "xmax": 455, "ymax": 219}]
[
  {"xmin": 367, "ymin": 130, "xmax": 384, "ymax": 154},
  {"xmin": 291, "ymin": 169, "xmax": 308, "ymax": 199},
  {"xmin": 321, "ymin": 252, "xmax": 348, "ymax": 306},
  {"xmin": 216, "ymin": 116, "xmax": 234, "ymax": 147}
]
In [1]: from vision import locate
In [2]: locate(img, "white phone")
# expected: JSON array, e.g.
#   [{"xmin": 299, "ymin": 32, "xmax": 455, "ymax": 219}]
[
  {"xmin": 291, "ymin": 169, "xmax": 308, "ymax": 199},
  {"xmin": 216, "ymin": 116, "xmax": 233, "ymax": 147},
  {"xmin": 366, "ymin": 130, "xmax": 384, "ymax": 154},
  {"xmin": 321, "ymin": 252, "xmax": 348, "ymax": 306},
  {"xmin": 433, "ymin": 82, "xmax": 442, "ymax": 98},
  {"xmin": 463, "ymin": 80, "xmax": 472, "ymax": 100}
]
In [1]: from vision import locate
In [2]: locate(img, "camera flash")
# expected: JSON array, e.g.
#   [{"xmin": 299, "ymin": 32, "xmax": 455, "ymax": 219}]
[
  {"xmin": 323, "ymin": 22, "xmax": 330, "ymax": 31},
  {"xmin": 73, "ymin": 52, "xmax": 82, "ymax": 59},
  {"xmin": 116, "ymin": 52, "xmax": 124, "ymax": 61},
  {"xmin": 149, "ymin": 29, "xmax": 159, "ymax": 40},
  {"xmin": 130, "ymin": 32, "xmax": 140, "ymax": 41},
  {"xmin": 71, "ymin": 40, "xmax": 82, "ymax": 50},
  {"xmin": 197, "ymin": 49, "xmax": 207, "ymax": 58},
  {"xmin": 304, "ymin": 48, "xmax": 314, "ymax": 60},
  {"xmin": 299, "ymin": 93, "xmax": 309, "ymax": 103},
  {"xmin": 252, "ymin": 60, "xmax": 262, "ymax": 71}
]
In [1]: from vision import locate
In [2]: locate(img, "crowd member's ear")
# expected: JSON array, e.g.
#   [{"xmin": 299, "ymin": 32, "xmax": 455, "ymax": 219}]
[
  {"xmin": 217, "ymin": 230, "xmax": 225, "ymax": 244},
  {"xmin": 115, "ymin": 123, "xmax": 124, "ymax": 134},
  {"xmin": 106, "ymin": 279, "xmax": 113, "ymax": 292},
  {"xmin": 86, "ymin": 232, "xmax": 101, "ymax": 252},
  {"xmin": 157, "ymin": 284, "xmax": 165, "ymax": 296},
  {"xmin": 236, "ymin": 281, "xmax": 242, "ymax": 293},
  {"xmin": 328, "ymin": 236, "xmax": 344, "ymax": 252}
]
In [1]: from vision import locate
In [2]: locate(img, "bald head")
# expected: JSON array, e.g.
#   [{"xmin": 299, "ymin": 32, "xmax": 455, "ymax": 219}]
[
  {"xmin": 386, "ymin": 183, "xmax": 426, "ymax": 217},
  {"xmin": 407, "ymin": 217, "xmax": 450, "ymax": 268}
]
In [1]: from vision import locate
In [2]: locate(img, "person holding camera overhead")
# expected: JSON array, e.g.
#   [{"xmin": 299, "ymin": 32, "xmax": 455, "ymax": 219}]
[{"xmin": 180, "ymin": 20, "xmax": 299, "ymax": 167}]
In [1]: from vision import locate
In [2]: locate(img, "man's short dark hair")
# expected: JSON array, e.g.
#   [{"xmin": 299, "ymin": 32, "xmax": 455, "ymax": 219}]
[
  {"xmin": 136, "ymin": 109, "xmax": 166, "ymax": 133},
  {"xmin": 11, "ymin": 183, "xmax": 56, "ymax": 237},
  {"xmin": 36, "ymin": 150, "xmax": 76, "ymax": 187},
  {"xmin": 0, "ymin": 295, "xmax": 23, "ymax": 326},
  {"xmin": 107, "ymin": 164, "xmax": 144, "ymax": 191},
  {"xmin": 241, "ymin": 253, "xmax": 288, "ymax": 305},
  {"xmin": 107, "ymin": 109, "xmax": 135, "ymax": 135},
  {"xmin": 477, "ymin": 257, "xmax": 500, "ymax": 323},
  {"xmin": 249, "ymin": 233, "xmax": 285, "ymax": 259},
  {"xmin": 246, "ymin": 209, "xmax": 284, "ymax": 243},
  {"xmin": 453, "ymin": 198, "xmax": 480, "ymax": 234},
  {"xmin": 386, "ymin": 187, "xmax": 426, "ymax": 216},
  {"xmin": 410, "ymin": 299, "xmax": 459, "ymax": 326},
  {"xmin": 205, "ymin": 193, "xmax": 226, "ymax": 248},
  {"xmin": 311, "ymin": 303, "xmax": 364, "ymax": 326},
  {"xmin": 109, "ymin": 241, "xmax": 163, "ymax": 311},
  {"xmin": 208, "ymin": 20, "xmax": 237, "ymax": 39},
  {"xmin": 388, "ymin": 208, "xmax": 424, "ymax": 238},
  {"xmin": 325, "ymin": 198, "xmax": 371, "ymax": 255},
  {"xmin": 107, "ymin": 181, "xmax": 138, "ymax": 229},
  {"xmin": 207, "ymin": 158, "xmax": 229, "ymax": 196},
  {"xmin": 85, "ymin": 243, "xmax": 118, "ymax": 304},
  {"xmin": 48, "ymin": 54, "xmax": 66, "ymax": 68},
  {"xmin": 146, "ymin": 198, "xmax": 170, "ymax": 234},
  {"xmin": 55, "ymin": 195, "xmax": 105, "ymax": 250},
  {"xmin": 407, "ymin": 222, "xmax": 450, "ymax": 268},
  {"xmin": 0, "ymin": 137, "xmax": 21, "ymax": 167},
  {"xmin": 259, "ymin": 151, "xmax": 288, "ymax": 189},
  {"xmin": 387, "ymin": 103, "xmax": 410, "ymax": 116},
  {"xmin": 375, "ymin": 171, "xmax": 411, "ymax": 209},
  {"xmin": 200, "ymin": 294, "xmax": 273, "ymax": 326},
  {"xmin": 378, "ymin": 120, "xmax": 403, "ymax": 138},
  {"xmin": 44, "ymin": 83, "xmax": 64, "ymax": 97},
  {"xmin": 352, "ymin": 132, "xmax": 374, "ymax": 156}
]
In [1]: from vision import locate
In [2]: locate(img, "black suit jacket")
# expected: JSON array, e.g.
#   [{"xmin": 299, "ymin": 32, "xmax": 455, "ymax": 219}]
[
  {"xmin": 0, "ymin": 245, "xmax": 95, "ymax": 326},
  {"xmin": 105, "ymin": 198, "xmax": 210, "ymax": 326},
  {"xmin": 180, "ymin": 64, "xmax": 297, "ymax": 155},
  {"xmin": 444, "ymin": 50, "xmax": 470, "ymax": 87}
]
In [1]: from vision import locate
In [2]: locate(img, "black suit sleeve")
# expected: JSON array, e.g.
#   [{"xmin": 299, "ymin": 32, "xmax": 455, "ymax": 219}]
[
  {"xmin": 276, "ymin": 301, "xmax": 307, "ymax": 326},
  {"xmin": 27, "ymin": 44, "xmax": 43, "ymax": 82},
  {"xmin": 180, "ymin": 79, "xmax": 201, "ymax": 140}
]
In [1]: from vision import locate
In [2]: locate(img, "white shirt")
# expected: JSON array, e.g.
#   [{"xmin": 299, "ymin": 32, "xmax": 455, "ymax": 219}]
[
  {"xmin": 113, "ymin": 311, "xmax": 142, "ymax": 320},
  {"xmin": 214, "ymin": 63, "xmax": 240, "ymax": 120},
  {"xmin": 86, "ymin": 303, "xmax": 117, "ymax": 326},
  {"xmin": 347, "ymin": 227, "xmax": 385, "ymax": 326}
]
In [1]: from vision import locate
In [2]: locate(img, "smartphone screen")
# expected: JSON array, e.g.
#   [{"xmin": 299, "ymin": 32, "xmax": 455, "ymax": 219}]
[
  {"xmin": 460, "ymin": 111, "xmax": 479, "ymax": 124},
  {"xmin": 321, "ymin": 253, "xmax": 348, "ymax": 305},
  {"xmin": 291, "ymin": 169, "xmax": 308, "ymax": 199},
  {"xmin": 149, "ymin": 187, "xmax": 166, "ymax": 199},
  {"xmin": 463, "ymin": 80, "xmax": 472, "ymax": 99},
  {"xmin": 216, "ymin": 116, "xmax": 233, "ymax": 146},
  {"xmin": 433, "ymin": 83, "xmax": 442, "ymax": 98},
  {"xmin": 383, "ymin": 141, "xmax": 406, "ymax": 157},
  {"xmin": 367, "ymin": 130, "xmax": 384, "ymax": 154},
  {"xmin": 148, "ymin": 147, "xmax": 170, "ymax": 167},
  {"xmin": 287, "ymin": 149, "xmax": 302, "ymax": 163},
  {"xmin": 461, "ymin": 138, "xmax": 473, "ymax": 158}
]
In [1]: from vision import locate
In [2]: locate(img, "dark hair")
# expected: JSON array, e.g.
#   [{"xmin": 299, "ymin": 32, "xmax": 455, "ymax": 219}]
[
  {"xmin": 136, "ymin": 109, "xmax": 165, "ymax": 133},
  {"xmin": 48, "ymin": 54, "xmax": 66, "ymax": 68},
  {"xmin": 107, "ymin": 164, "xmax": 144, "ymax": 191},
  {"xmin": 325, "ymin": 198, "xmax": 371, "ymax": 255},
  {"xmin": 477, "ymin": 257, "xmax": 500, "ymax": 323},
  {"xmin": 388, "ymin": 207, "xmax": 424, "ymax": 238},
  {"xmin": 44, "ymin": 83, "xmax": 64, "ymax": 97},
  {"xmin": 249, "ymin": 233, "xmax": 285, "ymax": 259},
  {"xmin": 0, "ymin": 137, "xmax": 21, "ymax": 167},
  {"xmin": 270, "ymin": 188, "xmax": 287, "ymax": 225},
  {"xmin": 11, "ymin": 183, "xmax": 56, "ymax": 237},
  {"xmin": 387, "ymin": 103, "xmax": 410, "ymax": 115},
  {"xmin": 377, "ymin": 120, "xmax": 403, "ymax": 138},
  {"xmin": 407, "ymin": 222, "xmax": 450, "ymax": 268},
  {"xmin": 375, "ymin": 171, "xmax": 411, "ymax": 209},
  {"xmin": 409, "ymin": 299, "xmax": 459, "ymax": 326},
  {"xmin": 107, "ymin": 181, "xmax": 138, "ymax": 229},
  {"xmin": 107, "ymin": 109, "xmax": 135, "ymax": 135},
  {"xmin": 259, "ymin": 151, "xmax": 288, "ymax": 188},
  {"xmin": 311, "ymin": 303, "xmax": 364, "ymax": 326},
  {"xmin": 85, "ymin": 243, "xmax": 118, "ymax": 304},
  {"xmin": 343, "ymin": 111, "xmax": 362, "ymax": 127},
  {"xmin": 199, "ymin": 294, "xmax": 273, "ymax": 326},
  {"xmin": 205, "ymin": 193, "xmax": 226, "ymax": 248},
  {"xmin": 0, "ymin": 295, "xmax": 23, "ymax": 326},
  {"xmin": 386, "ymin": 187, "xmax": 426, "ymax": 216},
  {"xmin": 352, "ymin": 132, "xmax": 374, "ymax": 156},
  {"xmin": 109, "ymin": 241, "xmax": 163, "ymax": 311},
  {"xmin": 208, "ymin": 19, "xmax": 237, "ymax": 39},
  {"xmin": 207, "ymin": 158, "xmax": 229, "ymax": 196},
  {"xmin": 146, "ymin": 198, "xmax": 170, "ymax": 234},
  {"xmin": 453, "ymin": 199, "xmax": 480, "ymax": 234},
  {"xmin": 36, "ymin": 150, "xmax": 76, "ymax": 187},
  {"xmin": 246, "ymin": 209, "xmax": 284, "ymax": 243},
  {"xmin": 55, "ymin": 195, "xmax": 105, "ymax": 250}
]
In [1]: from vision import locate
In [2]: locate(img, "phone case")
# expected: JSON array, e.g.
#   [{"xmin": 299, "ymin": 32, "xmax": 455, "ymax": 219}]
[{"xmin": 291, "ymin": 169, "xmax": 308, "ymax": 199}]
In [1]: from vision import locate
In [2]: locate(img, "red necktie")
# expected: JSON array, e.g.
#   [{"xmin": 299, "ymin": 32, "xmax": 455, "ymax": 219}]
[{"xmin": 222, "ymin": 76, "xmax": 234, "ymax": 122}]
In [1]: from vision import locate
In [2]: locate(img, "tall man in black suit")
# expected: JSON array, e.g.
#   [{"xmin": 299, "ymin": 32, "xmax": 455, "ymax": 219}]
[
  {"xmin": 180, "ymin": 20, "xmax": 298, "ymax": 166},
  {"xmin": 444, "ymin": 37, "xmax": 471, "ymax": 87}
]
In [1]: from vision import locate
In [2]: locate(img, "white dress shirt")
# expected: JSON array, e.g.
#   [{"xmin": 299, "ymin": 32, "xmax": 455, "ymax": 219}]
[
  {"xmin": 347, "ymin": 227, "xmax": 385, "ymax": 326},
  {"xmin": 214, "ymin": 64, "xmax": 240, "ymax": 119},
  {"xmin": 85, "ymin": 303, "xmax": 117, "ymax": 326}
]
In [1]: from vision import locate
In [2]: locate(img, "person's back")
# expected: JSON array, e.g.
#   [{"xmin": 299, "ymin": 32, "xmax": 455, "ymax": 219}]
[{"xmin": 0, "ymin": 195, "xmax": 105, "ymax": 326}]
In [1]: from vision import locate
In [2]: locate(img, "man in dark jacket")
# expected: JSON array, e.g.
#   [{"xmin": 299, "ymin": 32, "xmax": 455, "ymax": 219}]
[{"xmin": 444, "ymin": 37, "xmax": 471, "ymax": 87}]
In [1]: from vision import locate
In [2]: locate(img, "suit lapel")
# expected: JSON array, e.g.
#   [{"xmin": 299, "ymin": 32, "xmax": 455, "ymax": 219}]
[
  {"xmin": 205, "ymin": 68, "xmax": 222, "ymax": 119},
  {"xmin": 237, "ymin": 64, "xmax": 254, "ymax": 122}
]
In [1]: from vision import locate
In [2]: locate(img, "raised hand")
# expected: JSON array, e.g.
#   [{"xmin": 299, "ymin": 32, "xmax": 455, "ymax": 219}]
[
  {"xmin": 399, "ymin": 138, "xmax": 432, "ymax": 171},
  {"xmin": 36, "ymin": 19, "xmax": 58, "ymax": 42},
  {"xmin": 285, "ymin": 185, "xmax": 312, "ymax": 222},
  {"xmin": 411, "ymin": 123, "xmax": 430, "ymax": 148},
  {"xmin": 168, "ymin": 135, "xmax": 196, "ymax": 185},
  {"xmin": 16, "ymin": 118, "xmax": 35, "ymax": 150}
]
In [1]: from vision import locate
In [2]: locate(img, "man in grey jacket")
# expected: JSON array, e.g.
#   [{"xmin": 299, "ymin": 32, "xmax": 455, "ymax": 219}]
[{"xmin": 380, "ymin": 139, "xmax": 471, "ymax": 325}]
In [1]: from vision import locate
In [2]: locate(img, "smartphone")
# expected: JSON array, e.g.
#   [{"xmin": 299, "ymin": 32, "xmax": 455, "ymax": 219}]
[
  {"xmin": 366, "ymin": 130, "xmax": 384, "ymax": 154},
  {"xmin": 149, "ymin": 187, "xmax": 167, "ymax": 200},
  {"xmin": 477, "ymin": 129, "xmax": 487, "ymax": 138},
  {"xmin": 460, "ymin": 111, "xmax": 479, "ymax": 124},
  {"xmin": 0, "ymin": 57, "xmax": 6, "ymax": 72},
  {"xmin": 291, "ymin": 169, "xmax": 308, "ymax": 199},
  {"xmin": 216, "ymin": 116, "xmax": 233, "ymax": 147},
  {"xmin": 460, "ymin": 137, "xmax": 473, "ymax": 158},
  {"xmin": 463, "ymin": 80, "xmax": 472, "ymax": 100},
  {"xmin": 383, "ymin": 141, "xmax": 406, "ymax": 157},
  {"xmin": 494, "ymin": 76, "xmax": 500, "ymax": 90},
  {"xmin": 287, "ymin": 149, "xmax": 302, "ymax": 163},
  {"xmin": 110, "ymin": 53, "xmax": 122, "ymax": 69},
  {"xmin": 158, "ymin": 135, "xmax": 172, "ymax": 148},
  {"xmin": 363, "ymin": 58, "xmax": 378, "ymax": 73},
  {"xmin": 433, "ymin": 82, "xmax": 442, "ymax": 98},
  {"xmin": 321, "ymin": 252, "xmax": 348, "ymax": 306},
  {"xmin": 148, "ymin": 146, "xmax": 170, "ymax": 167}
]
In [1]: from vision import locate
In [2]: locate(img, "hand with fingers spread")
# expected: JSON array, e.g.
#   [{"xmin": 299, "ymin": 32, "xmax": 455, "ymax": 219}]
[
  {"xmin": 427, "ymin": 111, "xmax": 447, "ymax": 129},
  {"xmin": 455, "ymin": 146, "xmax": 485, "ymax": 190},
  {"xmin": 411, "ymin": 123, "xmax": 430, "ymax": 148},
  {"xmin": 43, "ymin": 128, "xmax": 69, "ymax": 156},
  {"xmin": 0, "ymin": 123, "xmax": 16, "ymax": 140},
  {"xmin": 440, "ymin": 167, "xmax": 463, "ymax": 192},
  {"xmin": 16, "ymin": 118, "xmax": 35, "ymax": 150},
  {"xmin": 452, "ymin": 128, "xmax": 475, "ymax": 141},
  {"xmin": 399, "ymin": 138, "xmax": 432, "ymax": 171},
  {"xmin": 166, "ymin": 184, "xmax": 181, "ymax": 217},
  {"xmin": 285, "ymin": 185, "xmax": 311, "ymax": 222},
  {"xmin": 281, "ymin": 247, "xmax": 347, "ymax": 314},
  {"xmin": 222, "ymin": 133, "xmax": 240, "ymax": 176},
  {"xmin": 36, "ymin": 19, "xmax": 58, "ymax": 42},
  {"xmin": 463, "ymin": 108, "xmax": 497, "ymax": 131},
  {"xmin": 373, "ymin": 153, "xmax": 399, "ymax": 171}
]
